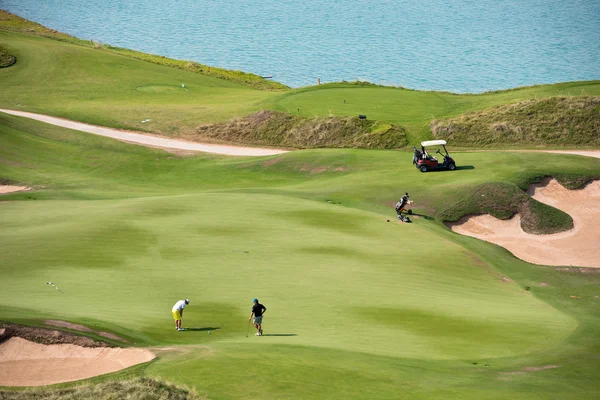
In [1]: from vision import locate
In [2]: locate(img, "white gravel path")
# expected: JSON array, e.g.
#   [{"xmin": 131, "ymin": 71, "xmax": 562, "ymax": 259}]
[{"xmin": 0, "ymin": 109, "xmax": 288, "ymax": 157}]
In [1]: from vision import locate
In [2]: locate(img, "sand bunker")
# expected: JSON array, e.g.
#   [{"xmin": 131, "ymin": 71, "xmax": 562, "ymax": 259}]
[
  {"xmin": 0, "ymin": 337, "xmax": 155, "ymax": 386},
  {"xmin": 0, "ymin": 185, "xmax": 30, "ymax": 194},
  {"xmin": 449, "ymin": 178, "xmax": 600, "ymax": 267}
]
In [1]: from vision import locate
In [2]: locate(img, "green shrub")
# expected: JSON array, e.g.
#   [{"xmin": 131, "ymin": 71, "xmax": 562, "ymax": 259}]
[{"xmin": 0, "ymin": 44, "xmax": 16, "ymax": 68}]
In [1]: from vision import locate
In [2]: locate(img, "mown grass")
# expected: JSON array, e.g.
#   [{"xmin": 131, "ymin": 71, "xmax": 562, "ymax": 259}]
[
  {"xmin": 1, "ymin": 114, "xmax": 600, "ymax": 399},
  {"xmin": 0, "ymin": 378, "xmax": 203, "ymax": 400},
  {"xmin": 432, "ymin": 97, "xmax": 600, "ymax": 147},
  {"xmin": 0, "ymin": 43, "xmax": 15, "ymax": 67},
  {"xmin": 0, "ymin": 10, "xmax": 286, "ymax": 91},
  {"xmin": 191, "ymin": 110, "xmax": 407, "ymax": 149}
]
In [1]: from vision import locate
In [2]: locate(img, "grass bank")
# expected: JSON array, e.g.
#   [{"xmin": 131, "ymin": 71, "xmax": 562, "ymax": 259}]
[
  {"xmin": 191, "ymin": 110, "xmax": 407, "ymax": 149},
  {"xmin": 432, "ymin": 97, "xmax": 600, "ymax": 147},
  {"xmin": 0, "ymin": 378, "xmax": 202, "ymax": 400},
  {"xmin": 0, "ymin": 10, "xmax": 287, "ymax": 91},
  {"xmin": 439, "ymin": 181, "xmax": 574, "ymax": 234}
]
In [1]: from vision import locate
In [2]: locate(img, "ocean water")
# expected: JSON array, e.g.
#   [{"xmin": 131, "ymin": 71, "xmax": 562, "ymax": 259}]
[{"xmin": 1, "ymin": 0, "xmax": 599, "ymax": 92}]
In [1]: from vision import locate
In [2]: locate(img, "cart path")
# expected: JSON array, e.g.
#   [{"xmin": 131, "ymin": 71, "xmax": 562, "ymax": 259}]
[
  {"xmin": 2, "ymin": 109, "xmax": 599, "ymax": 159},
  {"xmin": 0, "ymin": 109, "xmax": 288, "ymax": 157}
]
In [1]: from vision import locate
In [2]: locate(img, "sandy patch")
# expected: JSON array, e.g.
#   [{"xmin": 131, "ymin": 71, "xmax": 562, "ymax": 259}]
[
  {"xmin": 0, "ymin": 109, "xmax": 287, "ymax": 157},
  {"xmin": 537, "ymin": 150, "xmax": 600, "ymax": 159},
  {"xmin": 0, "ymin": 337, "xmax": 154, "ymax": 386},
  {"xmin": 449, "ymin": 179, "xmax": 600, "ymax": 267},
  {"xmin": 45, "ymin": 320, "xmax": 127, "ymax": 343},
  {"xmin": 0, "ymin": 185, "xmax": 30, "ymax": 194}
]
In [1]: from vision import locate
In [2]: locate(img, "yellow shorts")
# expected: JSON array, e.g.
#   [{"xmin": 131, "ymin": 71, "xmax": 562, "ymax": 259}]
[{"xmin": 172, "ymin": 310, "xmax": 182, "ymax": 321}]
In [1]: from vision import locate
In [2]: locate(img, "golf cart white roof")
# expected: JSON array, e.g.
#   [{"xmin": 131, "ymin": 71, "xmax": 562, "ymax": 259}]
[{"xmin": 421, "ymin": 140, "xmax": 447, "ymax": 147}]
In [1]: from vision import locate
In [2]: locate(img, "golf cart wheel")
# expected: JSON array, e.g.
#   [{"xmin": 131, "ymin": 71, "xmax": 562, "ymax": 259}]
[
  {"xmin": 448, "ymin": 163, "xmax": 456, "ymax": 171},
  {"xmin": 419, "ymin": 165, "xmax": 428, "ymax": 173}
]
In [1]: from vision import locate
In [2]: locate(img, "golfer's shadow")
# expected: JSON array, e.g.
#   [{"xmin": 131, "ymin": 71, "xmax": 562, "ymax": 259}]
[
  {"xmin": 261, "ymin": 333, "xmax": 298, "ymax": 337},
  {"xmin": 184, "ymin": 327, "xmax": 220, "ymax": 332}
]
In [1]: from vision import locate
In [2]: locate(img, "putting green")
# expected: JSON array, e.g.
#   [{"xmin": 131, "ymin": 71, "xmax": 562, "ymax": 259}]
[{"xmin": 1, "ymin": 192, "xmax": 575, "ymax": 360}]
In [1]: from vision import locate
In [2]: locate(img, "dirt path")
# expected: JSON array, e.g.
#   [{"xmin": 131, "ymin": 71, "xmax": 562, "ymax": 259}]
[
  {"xmin": 449, "ymin": 178, "xmax": 600, "ymax": 267},
  {"xmin": 0, "ymin": 337, "xmax": 155, "ymax": 386},
  {"xmin": 0, "ymin": 109, "xmax": 288, "ymax": 157}
]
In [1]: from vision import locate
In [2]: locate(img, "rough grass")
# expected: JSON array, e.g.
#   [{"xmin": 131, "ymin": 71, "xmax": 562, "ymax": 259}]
[
  {"xmin": 0, "ymin": 10, "xmax": 286, "ymax": 91},
  {"xmin": 431, "ymin": 97, "xmax": 600, "ymax": 147},
  {"xmin": 0, "ymin": 378, "xmax": 204, "ymax": 400},
  {"xmin": 439, "ymin": 181, "xmax": 573, "ymax": 234},
  {"xmin": 191, "ymin": 110, "xmax": 407, "ymax": 149},
  {"xmin": 0, "ymin": 44, "xmax": 15, "ymax": 67}
]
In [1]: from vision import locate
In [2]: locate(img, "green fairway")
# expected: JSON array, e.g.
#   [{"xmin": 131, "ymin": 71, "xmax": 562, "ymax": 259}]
[{"xmin": 2, "ymin": 114, "xmax": 600, "ymax": 399}]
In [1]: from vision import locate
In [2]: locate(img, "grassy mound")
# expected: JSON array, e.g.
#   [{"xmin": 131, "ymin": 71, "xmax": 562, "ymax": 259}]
[
  {"xmin": 0, "ymin": 10, "xmax": 286, "ymax": 90},
  {"xmin": 0, "ymin": 44, "xmax": 16, "ymax": 67},
  {"xmin": 431, "ymin": 97, "xmax": 600, "ymax": 147},
  {"xmin": 0, "ymin": 378, "xmax": 202, "ymax": 400},
  {"xmin": 439, "ymin": 181, "xmax": 573, "ymax": 234},
  {"xmin": 191, "ymin": 110, "xmax": 407, "ymax": 149}
]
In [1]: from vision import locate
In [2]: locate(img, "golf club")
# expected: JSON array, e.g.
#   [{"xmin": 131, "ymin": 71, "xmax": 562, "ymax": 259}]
[
  {"xmin": 246, "ymin": 319, "xmax": 250, "ymax": 337},
  {"xmin": 46, "ymin": 282, "xmax": 63, "ymax": 293}
]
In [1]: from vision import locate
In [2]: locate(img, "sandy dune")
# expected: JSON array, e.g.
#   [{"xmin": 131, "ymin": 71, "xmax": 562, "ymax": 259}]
[
  {"xmin": 449, "ymin": 179, "xmax": 600, "ymax": 267},
  {"xmin": 0, "ymin": 109, "xmax": 288, "ymax": 157},
  {"xmin": 0, "ymin": 337, "xmax": 155, "ymax": 386}
]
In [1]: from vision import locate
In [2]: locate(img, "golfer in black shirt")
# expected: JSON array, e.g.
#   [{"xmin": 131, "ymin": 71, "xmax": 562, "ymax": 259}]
[{"xmin": 249, "ymin": 298, "xmax": 267, "ymax": 336}]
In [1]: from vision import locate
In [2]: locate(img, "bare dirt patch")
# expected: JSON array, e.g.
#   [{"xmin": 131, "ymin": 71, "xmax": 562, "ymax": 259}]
[
  {"xmin": 498, "ymin": 365, "xmax": 559, "ymax": 380},
  {"xmin": 450, "ymin": 179, "xmax": 600, "ymax": 267},
  {"xmin": 1, "ymin": 323, "xmax": 110, "ymax": 348},
  {"xmin": 45, "ymin": 320, "xmax": 127, "ymax": 343},
  {"xmin": 0, "ymin": 324, "xmax": 154, "ymax": 387}
]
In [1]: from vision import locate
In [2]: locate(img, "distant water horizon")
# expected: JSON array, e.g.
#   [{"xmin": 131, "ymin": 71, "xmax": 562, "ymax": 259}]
[{"xmin": 2, "ymin": 0, "xmax": 599, "ymax": 93}]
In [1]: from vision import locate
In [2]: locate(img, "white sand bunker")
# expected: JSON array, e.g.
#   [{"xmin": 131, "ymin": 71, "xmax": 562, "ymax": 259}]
[
  {"xmin": 0, "ymin": 337, "xmax": 155, "ymax": 386},
  {"xmin": 0, "ymin": 185, "xmax": 30, "ymax": 194},
  {"xmin": 450, "ymin": 178, "xmax": 600, "ymax": 267}
]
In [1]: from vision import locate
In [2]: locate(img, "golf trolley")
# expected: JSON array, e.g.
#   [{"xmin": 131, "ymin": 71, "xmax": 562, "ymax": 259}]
[
  {"xmin": 395, "ymin": 195, "xmax": 413, "ymax": 223},
  {"xmin": 413, "ymin": 140, "xmax": 456, "ymax": 172}
]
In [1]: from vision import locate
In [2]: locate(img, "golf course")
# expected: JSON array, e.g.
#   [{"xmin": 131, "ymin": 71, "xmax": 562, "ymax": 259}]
[{"xmin": 1, "ymin": 10, "xmax": 600, "ymax": 400}]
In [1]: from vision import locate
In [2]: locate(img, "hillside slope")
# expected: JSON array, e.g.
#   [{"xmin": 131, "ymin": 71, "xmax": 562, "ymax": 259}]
[
  {"xmin": 431, "ymin": 97, "xmax": 600, "ymax": 147},
  {"xmin": 191, "ymin": 110, "xmax": 407, "ymax": 149}
]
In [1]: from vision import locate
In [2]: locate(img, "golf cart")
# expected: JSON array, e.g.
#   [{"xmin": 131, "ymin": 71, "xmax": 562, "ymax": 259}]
[{"xmin": 413, "ymin": 140, "xmax": 456, "ymax": 172}]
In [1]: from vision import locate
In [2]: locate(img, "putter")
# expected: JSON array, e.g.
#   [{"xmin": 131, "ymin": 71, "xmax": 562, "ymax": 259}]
[{"xmin": 246, "ymin": 319, "xmax": 251, "ymax": 337}]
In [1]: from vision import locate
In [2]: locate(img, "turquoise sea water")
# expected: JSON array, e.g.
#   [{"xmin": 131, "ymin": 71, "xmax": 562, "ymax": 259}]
[{"xmin": 1, "ymin": 0, "xmax": 599, "ymax": 92}]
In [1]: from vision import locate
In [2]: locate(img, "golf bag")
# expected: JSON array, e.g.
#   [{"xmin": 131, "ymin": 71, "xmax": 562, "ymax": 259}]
[{"xmin": 412, "ymin": 147, "xmax": 422, "ymax": 165}]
